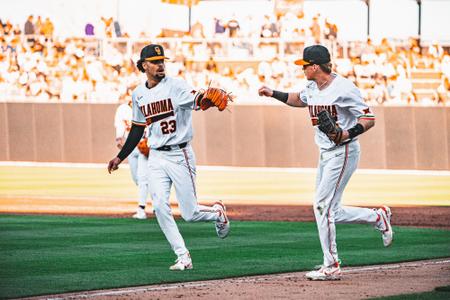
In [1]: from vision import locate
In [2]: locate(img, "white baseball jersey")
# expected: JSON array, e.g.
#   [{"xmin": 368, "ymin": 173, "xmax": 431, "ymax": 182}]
[
  {"xmin": 114, "ymin": 103, "xmax": 132, "ymax": 139},
  {"xmin": 131, "ymin": 77, "xmax": 198, "ymax": 149},
  {"xmin": 299, "ymin": 73, "xmax": 375, "ymax": 150}
]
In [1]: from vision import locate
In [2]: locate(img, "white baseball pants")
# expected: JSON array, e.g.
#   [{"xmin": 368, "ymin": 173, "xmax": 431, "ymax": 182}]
[
  {"xmin": 147, "ymin": 145, "xmax": 220, "ymax": 256},
  {"xmin": 314, "ymin": 141, "xmax": 379, "ymax": 267},
  {"xmin": 128, "ymin": 147, "xmax": 149, "ymax": 207}
]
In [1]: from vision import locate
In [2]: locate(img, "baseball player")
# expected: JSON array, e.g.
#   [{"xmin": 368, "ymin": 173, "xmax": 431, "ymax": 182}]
[
  {"xmin": 114, "ymin": 96, "xmax": 150, "ymax": 219},
  {"xmin": 258, "ymin": 45, "xmax": 394, "ymax": 281},
  {"xmin": 108, "ymin": 44, "xmax": 231, "ymax": 271}
]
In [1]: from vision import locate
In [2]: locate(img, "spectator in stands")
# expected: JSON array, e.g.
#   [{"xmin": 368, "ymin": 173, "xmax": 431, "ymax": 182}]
[
  {"xmin": 324, "ymin": 18, "xmax": 338, "ymax": 41},
  {"xmin": 85, "ymin": 23, "xmax": 95, "ymax": 36},
  {"xmin": 42, "ymin": 17, "xmax": 54, "ymax": 39},
  {"xmin": 437, "ymin": 76, "xmax": 450, "ymax": 105},
  {"xmin": 377, "ymin": 38, "xmax": 394, "ymax": 57},
  {"xmin": 24, "ymin": 15, "xmax": 35, "ymax": 36},
  {"xmin": 227, "ymin": 16, "xmax": 240, "ymax": 38},
  {"xmin": 260, "ymin": 15, "xmax": 279, "ymax": 38},
  {"xmin": 271, "ymin": 57, "xmax": 286, "ymax": 80},
  {"xmin": 12, "ymin": 25, "xmax": 21, "ymax": 36},
  {"xmin": 35, "ymin": 16, "xmax": 43, "ymax": 35},
  {"xmin": 428, "ymin": 41, "xmax": 444, "ymax": 59},
  {"xmin": 205, "ymin": 56, "xmax": 218, "ymax": 73},
  {"xmin": 371, "ymin": 74, "xmax": 389, "ymax": 105},
  {"xmin": 257, "ymin": 60, "xmax": 272, "ymax": 82},
  {"xmin": 101, "ymin": 17, "xmax": 114, "ymax": 38},
  {"xmin": 191, "ymin": 21, "xmax": 205, "ymax": 38},
  {"xmin": 113, "ymin": 20, "xmax": 122, "ymax": 37},
  {"xmin": 309, "ymin": 15, "xmax": 321, "ymax": 44},
  {"xmin": 397, "ymin": 67, "xmax": 416, "ymax": 105},
  {"xmin": 2, "ymin": 20, "xmax": 13, "ymax": 36},
  {"xmin": 214, "ymin": 18, "xmax": 226, "ymax": 36}
]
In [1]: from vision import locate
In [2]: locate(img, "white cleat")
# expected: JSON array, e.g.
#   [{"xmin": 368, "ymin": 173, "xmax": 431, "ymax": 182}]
[
  {"xmin": 305, "ymin": 263, "xmax": 342, "ymax": 281},
  {"xmin": 213, "ymin": 201, "xmax": 230, "ymax": 239},
  {"xmin": 169, "ymin": 252, "xmax": 193, "ymax": 271},
  {"xmin": 376, "ymin": 206, "xmax": 394, "ymax": 247},
  {"xmin": 132, "ymin": 208, "xmax": 147, "ymax": 220}
]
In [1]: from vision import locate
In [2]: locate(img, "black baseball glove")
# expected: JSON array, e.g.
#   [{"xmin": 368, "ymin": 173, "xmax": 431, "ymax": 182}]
[{"xmin": 317, "ymin": 110, "xmax": 343, "ymax": 144}]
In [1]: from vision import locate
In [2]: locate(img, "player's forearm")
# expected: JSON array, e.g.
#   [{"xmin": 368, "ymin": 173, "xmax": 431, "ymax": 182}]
[
  {"xmin": 272, "ymin": 90, "xmax": 306, "ymax": 107},
  {"xmin": 343, "ymin": 119, "xmax": 375, "ymax": 141},
  {"xmin": 358, "ymin": 118, "xmax": 375, "ymax": 132},
  {"xmin": 117, "ymin": 124, "xmax": 145, "ymax": 161},
  {"xmin": 286, "ymin": 92, "xmax": 306, "ymax": 107}
]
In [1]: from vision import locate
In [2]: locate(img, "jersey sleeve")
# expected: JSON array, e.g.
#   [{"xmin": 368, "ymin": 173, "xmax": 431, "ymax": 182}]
[
  {"xmin": 342, "ymin": 84, "xmax": 375, "ymax": 120},
  {"xmin": 131, "ymin": 91, "xmax": 147, "ymax": 126},
  {"xmin": 299, "ymin": 89, "xmax": 308, "ymax": 105},
  {"xmin": 174, "ymin": 79, "xmax": 198, "ymax": 110}
]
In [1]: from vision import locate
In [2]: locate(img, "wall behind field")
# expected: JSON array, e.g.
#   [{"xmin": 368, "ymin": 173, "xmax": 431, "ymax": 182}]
[{"xmin": 0, "ymin": 103, "xmax": 449, "ymax": 170}]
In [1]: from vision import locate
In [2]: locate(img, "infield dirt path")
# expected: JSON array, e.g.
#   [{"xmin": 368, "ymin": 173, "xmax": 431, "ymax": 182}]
[{"xmin": 25, "ymin": 259, "xmax": 450, "ymax": 300}]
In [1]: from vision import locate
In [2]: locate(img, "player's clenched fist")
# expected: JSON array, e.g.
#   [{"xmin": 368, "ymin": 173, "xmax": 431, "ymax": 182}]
[
  {"xmin": 107, "ymin": 157, "xmax": 122, "ymax": 174},
  {"xmin": 258, "ymin": 86, "xmax": 273, "ymax": 97}
]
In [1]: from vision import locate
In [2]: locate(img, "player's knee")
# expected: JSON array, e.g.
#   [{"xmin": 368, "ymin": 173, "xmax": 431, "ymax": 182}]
[
  {"xmin": 151, "ymin": 198, "xmax": 168, "ymax": 215},
  {"xmin": 181, "ymin": 211, "xmax": 196, "ymax": 222}
]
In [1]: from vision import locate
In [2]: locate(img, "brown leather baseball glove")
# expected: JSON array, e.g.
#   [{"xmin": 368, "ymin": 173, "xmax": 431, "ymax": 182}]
[
  {"xmin": 317, "ymin": 110, "xmax": 343, "ymax": 144},
  {"xmin": 137, "ymin": 138, "xmax": 149, "ymax": 157},
  {"xmin": 199, "ymin": 87, "xmax": 232, "ymax": 111}
]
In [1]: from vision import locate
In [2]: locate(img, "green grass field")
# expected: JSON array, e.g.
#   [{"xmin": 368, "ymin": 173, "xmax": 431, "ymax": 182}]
[
  {"xmin": 374, "ymin": 286, "xmax": 450, "ymax": 299},
  {"xmin": 1, "ymin": 215, "xmax": 449, "ymax": 299}
]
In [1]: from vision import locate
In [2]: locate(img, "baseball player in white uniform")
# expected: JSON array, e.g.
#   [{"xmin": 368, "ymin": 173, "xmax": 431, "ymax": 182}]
[
  {"xmin": 258, "ymin": 45, "xmax": 393, "ymax": 281},
  {"xmin": 108, "ymin": 44, "xmax": 230, "ymax": 271},
  {"xmin": 114, "ymin": 98, "xmax": 150, "ymax": 219}
]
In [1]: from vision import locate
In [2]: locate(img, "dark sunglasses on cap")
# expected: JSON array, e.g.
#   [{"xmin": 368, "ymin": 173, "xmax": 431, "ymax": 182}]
[{"xmin": 147, "ymin": 59, "xmax": 165, "ymax": 65}]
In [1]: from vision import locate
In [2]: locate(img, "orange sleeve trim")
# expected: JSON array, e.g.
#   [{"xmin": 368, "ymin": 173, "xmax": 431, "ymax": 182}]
[{"xmin": 132, "ymin": 121, "xmax": 146, "ymax": 127}]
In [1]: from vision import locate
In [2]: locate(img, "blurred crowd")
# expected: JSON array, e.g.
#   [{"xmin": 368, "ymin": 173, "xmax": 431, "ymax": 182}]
[{"xmin": 0, "ymin": 14, "xmax": 449, "ymax": 106}]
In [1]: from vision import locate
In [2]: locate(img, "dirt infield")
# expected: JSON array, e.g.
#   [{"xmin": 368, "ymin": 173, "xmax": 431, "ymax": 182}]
[
  {"xmin": 3, "ymin": 199, "xmax": 450, "ymax": 229},
  {"xmin": 226, "ymin": 205, "xmax": 450, "ymax": 229},
  {"xmin": 25, "ymin": 259, "xmax": 450, "ymax": 300}
]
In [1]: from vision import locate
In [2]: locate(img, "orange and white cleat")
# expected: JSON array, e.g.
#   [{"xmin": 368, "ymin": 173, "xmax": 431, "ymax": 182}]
[
  {"xmin": 306, "ymin": 262, "xmax": 342, "ymax": 281},
  {"xmin": 169, "ymin": 252, "xmax": 193, "ymax": 271},
  {"xmin": 213, "ymin": 201, "xmax": 230, "ymax": 239},
  {"xmin": 376, "ymin": 206, "xmax": 394, "ymax": 247}
]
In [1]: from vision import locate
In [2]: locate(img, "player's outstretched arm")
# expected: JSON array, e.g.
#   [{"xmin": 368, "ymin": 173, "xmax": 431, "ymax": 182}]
[
  {"xmin": 258, "ymin": 86, "xmax": 306, "ymax": 107},
  {"xmin": 107, "ymin": 124, "xmax": 145, "ymax": 174}
]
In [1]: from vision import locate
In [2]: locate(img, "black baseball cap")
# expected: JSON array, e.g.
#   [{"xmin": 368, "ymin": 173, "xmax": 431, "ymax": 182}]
[
  {"xmin": 294, "ymin": 45, "xmax": 331, "ymax": 66},
  {"xmin": 140, "ymin": 44, "xmax": 169, "ymax": 62}
]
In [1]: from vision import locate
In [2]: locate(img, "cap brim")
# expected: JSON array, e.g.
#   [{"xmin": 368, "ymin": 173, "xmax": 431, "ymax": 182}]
[
  {"xmin": 294, "ymin": 59, "xmax": 309, "ymax": 66},
  {"xmin": 144, "ymin": 56, "xmax": 170, "ymax": 61}
]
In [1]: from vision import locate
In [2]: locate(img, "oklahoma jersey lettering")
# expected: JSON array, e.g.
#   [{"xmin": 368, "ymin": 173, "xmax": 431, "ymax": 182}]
[
  {"xmin": 131, "ymin": 77, "xmax": 198, "ymax": 149},
  {"xmin": 299, "ymin": 73, "xmax": 375, "ymax": 150}
]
